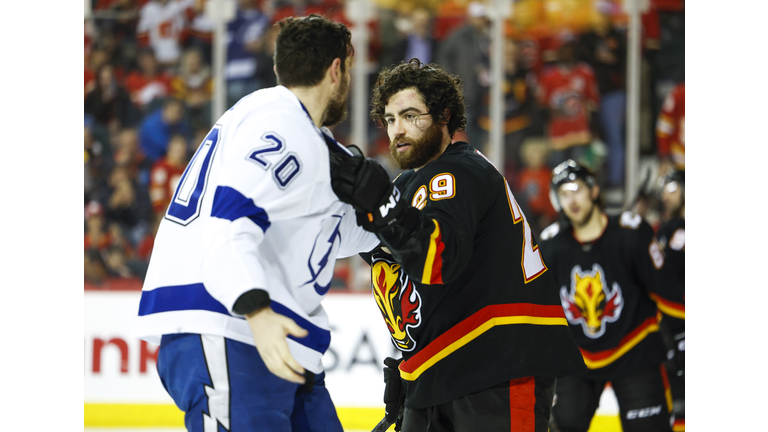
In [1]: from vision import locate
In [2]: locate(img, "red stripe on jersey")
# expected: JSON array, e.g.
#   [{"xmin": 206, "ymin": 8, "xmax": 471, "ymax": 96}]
[
  {"xmin": 430, "ymin": 229, "xmax": 444, "ymax": 284},
  {"xmin": 400, "ymin": 304, "xmax": 567, "ymax": 375},
  {"xmin": 509, "ymin": 376, "xmax": 536, "ymax": 432},
  {"xmin": 660, "ymin": 364, "xmax": 674, "ymax": 414},
  {"xmin": 581, "ymin": 316, "xmax": 658, "ymax": 362}
]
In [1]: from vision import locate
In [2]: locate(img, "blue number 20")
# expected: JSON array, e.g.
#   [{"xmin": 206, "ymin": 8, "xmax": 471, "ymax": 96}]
[{"xmin": 165, "ymin": 125, "xmax": 221, "ymax": 225}]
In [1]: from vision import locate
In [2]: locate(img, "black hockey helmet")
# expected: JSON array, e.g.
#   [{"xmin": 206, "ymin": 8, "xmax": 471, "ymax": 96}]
[
  {"xmin": 658, "ymin": 168, "xmax": 685, "ymax": 210},
  {"xmin": 549, "ymin": 159, "xmax": 597, "ymax": 212},
  {"xmin": 660, "ymin": 168, "xmax": 684, "ymax": 192}
]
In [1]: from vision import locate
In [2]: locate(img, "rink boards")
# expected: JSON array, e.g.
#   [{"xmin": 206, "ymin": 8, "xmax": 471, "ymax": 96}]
[{"xmin": 84, "ymin": 291, "xmax": 621, "ymax": 431}]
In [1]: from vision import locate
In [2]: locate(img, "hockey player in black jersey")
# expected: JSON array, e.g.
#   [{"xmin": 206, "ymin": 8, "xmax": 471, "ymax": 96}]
[
  {"xmin": 331, "ymin": 59, "xmax": 586, "ymax": 432},
  {"xmin": 656, "ymin": 169, "xmax": 685, "ymax": 431},
  {"xmin": 539, "ymin": 160, "xmax": 685, "ymax": 432}
]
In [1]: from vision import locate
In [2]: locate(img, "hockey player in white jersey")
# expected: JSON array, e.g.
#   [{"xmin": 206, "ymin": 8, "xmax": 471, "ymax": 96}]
[{"xmin": 134, "ymin": 15, "xmax": 381, "ymax": 432}]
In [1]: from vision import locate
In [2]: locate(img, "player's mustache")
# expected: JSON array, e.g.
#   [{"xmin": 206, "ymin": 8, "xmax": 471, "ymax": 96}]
[{"xmin": 390, "ymin": 135, "xmax": 414, "ymax": 147}]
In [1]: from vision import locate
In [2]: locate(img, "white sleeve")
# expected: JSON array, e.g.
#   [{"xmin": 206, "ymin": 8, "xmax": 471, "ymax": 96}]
[
  {"xmin": 200, "ymin": 111, "xmax": 323, "ymax": 312},
  {"xmin": 136, "ymin": 5, "xmax": 153, "ymax": 33},
  {"xmin": 337, "ymin": 203, "xmax": 380, "ymax": 258}
]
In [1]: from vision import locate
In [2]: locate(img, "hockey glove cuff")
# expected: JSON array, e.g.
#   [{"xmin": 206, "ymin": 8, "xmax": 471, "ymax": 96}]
[
  {"xmin": 232, "ymin": 289, "xmax": 271, "ymax": 316},
  {"xmin": 331, "ymin": 153, "xmax": 405, "ymax": 231}
]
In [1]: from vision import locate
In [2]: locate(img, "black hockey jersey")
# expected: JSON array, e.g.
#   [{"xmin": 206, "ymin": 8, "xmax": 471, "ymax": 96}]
[
  {"xmin": 366, "ymin": 142, "xmax": 586, "ymax": 409},
  {"xmin": 538, "ymin": 212, "xmax": 684, "ymax": 380},
  {"xmin": 656, "ymin": 217, "xmax": 685, "ymax": 334}
]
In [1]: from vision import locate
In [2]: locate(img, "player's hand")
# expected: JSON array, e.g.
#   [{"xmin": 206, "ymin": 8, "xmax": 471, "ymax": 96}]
[
  {"xmin": 382, "ymin": 357, "xmax": 405, "ymax": 431},
  {"xmin": 330, "ymin": 155, "xmax": 405, "ymax": 232},
  {"xmin": 245, "ymin": 306, "xmax": 308, "ymax": 384}
]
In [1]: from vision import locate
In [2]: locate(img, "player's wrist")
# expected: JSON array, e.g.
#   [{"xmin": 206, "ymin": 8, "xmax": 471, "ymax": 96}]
[{"xmin": 233, "ymin": 288, "xmax": 271, "ymax": 316}]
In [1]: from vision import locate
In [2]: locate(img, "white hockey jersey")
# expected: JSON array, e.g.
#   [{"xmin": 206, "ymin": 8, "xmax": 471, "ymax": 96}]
[{"xmin": 134, "ymin": 86, "xmax": 379, "ymax": 374}]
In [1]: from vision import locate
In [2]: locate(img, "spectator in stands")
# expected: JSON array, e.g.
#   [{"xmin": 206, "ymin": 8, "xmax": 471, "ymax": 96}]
[
  {"xmin": 478, "ymin": 37, "xmax": 537, "ymax": 181},
  {"xmin": 171, "ymin": 47, "xmax": 213, "ymax": 129},
  {"xmin": 139, "ymin": 98, "xmax": 192, "ymax": 162},
  {"xmin": 136, "ymin": 212, "xmax": 163, "ymax": 262},
  {"xmin": 578, "ymin": 9, "xmax": 627, "ymax": 188},
  {"xmin": 384, "ymin": 7, "xmax": 438, "ymax": 67},
  {"xmin": 84, "ymin": 63, "xmax": 141, "ymax": 132},
  {"xmin": 656, "ymin": 81, "xmax": 685, "ymax": 173},
  {"xmin": 149, "ymin": 134, "xmax": 188, "ymax": 215},
  {"xmin": 124, "ymin": 47, "xmax": 173, "ymax": 113},
  {"xmin": 105, "ymin": 164, "xmax": 153, "ymax": 234},
  {"xmin": 85, "ymin": 248, "xmax": 110, "ymax": 287},
  {"xmin": 226, "ymin": 0, "xmax": 271, "ymax": 107},
  {"xmin": 105, "ymin": 245, "xmax": 149, "ymax": 280},
  {"xmin": 85, "ymin": 200, "xmax": 111, "ymax": 251},
  {"xmin": 85, "ymin": 48, "xmax": 110, "ymax": 97},
  {"xmin": 114, "ymin": 127, "xmax": 155, "ymax": 190},
  {"xmin": 537, "ymin": 38, "xmax": 600, "ymax": 167},
  {"xmin": 93, "ymin": 0, "xmax": 142, "ymax": 44},
  {"xmin": 185, "ymin": 0, "xmax": 214, "ymax": 63},
  {"xmin": 85, "ymin": 115, "xmax": 114, "ymax": 203},
  {"xmin": 136, "ymin": 0, "xmax": 195, "ymax": 67},
  {"xmin": 435, "ymin": 1, "xmax": 491, "ymax": 150},
  {"xmin": 514, "ymin": 137, "xmax": 558, "ymax": 236},
  {"xmin": 253, "ymin": 22, "xmax": 279, "ymax": 90}
]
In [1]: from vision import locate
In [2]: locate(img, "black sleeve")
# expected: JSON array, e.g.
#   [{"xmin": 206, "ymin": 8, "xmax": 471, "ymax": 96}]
[{"xmin": 630, "ymin": 220, "xmax": 685, "ymax": 321}]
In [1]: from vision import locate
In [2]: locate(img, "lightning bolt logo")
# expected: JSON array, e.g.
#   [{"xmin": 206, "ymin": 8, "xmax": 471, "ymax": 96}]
[{"xmin": 201, "ymin": 335, "xmax": 230, "ymax": 431}]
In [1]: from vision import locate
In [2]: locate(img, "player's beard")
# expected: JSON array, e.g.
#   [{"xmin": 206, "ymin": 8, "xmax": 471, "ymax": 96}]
[
  {"xmin": 570, "ymin": 199, "xmax": 598, "ymax": 229},
  {"xmin": 322, "ymin": 73, "xmax": 349, "ymax": 127},
  {"xmin": 390, "ymin": 121, "xmax": 444, "ymax": 170}
]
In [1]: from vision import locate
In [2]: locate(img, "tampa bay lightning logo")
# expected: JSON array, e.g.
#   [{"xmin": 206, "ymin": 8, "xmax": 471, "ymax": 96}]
[{"xmin": 303, "ymin": 214, "xmax": 343, "ymax": 295}]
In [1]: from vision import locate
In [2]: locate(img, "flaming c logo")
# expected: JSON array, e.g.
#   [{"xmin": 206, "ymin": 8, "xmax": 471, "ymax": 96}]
[
  {"xmin": 560, "ymin": 264, "xmax": 623, "ymax": 339},
  {"xmin": 371, "ymin": 258, "xmax": 422, "ymax": 351}
]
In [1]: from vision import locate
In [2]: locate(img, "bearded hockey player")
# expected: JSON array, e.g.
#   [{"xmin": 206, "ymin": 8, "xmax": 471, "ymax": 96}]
[
  {"xmin": 539, "ymin": 160, "xmax": 685, "ymax": 432},
  {"xmin": 332, "ymin": 59, "xmax": 586, "ymax": 432}
]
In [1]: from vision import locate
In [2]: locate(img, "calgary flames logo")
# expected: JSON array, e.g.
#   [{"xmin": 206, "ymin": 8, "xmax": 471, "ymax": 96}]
[
  {"xmin": 560, "ymin": 264, "xmax": 623, "ymax": 339},
  {"xmin": 371, "ymin": 258, "xmax": 422, "ymax": 351}
]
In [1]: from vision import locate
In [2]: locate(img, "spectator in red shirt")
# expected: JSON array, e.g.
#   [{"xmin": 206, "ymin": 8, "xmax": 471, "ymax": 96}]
[
  {"xmin": 124, "ymin": 47, "xmax": 173, "ymax": 114},
  {"xmin": 537, "ymin": 39, "xmax": 600, "ymax": 168},
  {"xmin": 149, "ymin": 133, "xmax": 189, "ymax": 215}
]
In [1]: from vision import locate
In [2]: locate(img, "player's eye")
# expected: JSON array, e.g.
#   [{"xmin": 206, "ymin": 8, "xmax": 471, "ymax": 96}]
[
  {"xmin": 385, "ymin": 118, "xmax": 394, "ymax": 125},
  {"xmin": 405, "ymin": 114, "xmax": 415, "ymax": 121}
]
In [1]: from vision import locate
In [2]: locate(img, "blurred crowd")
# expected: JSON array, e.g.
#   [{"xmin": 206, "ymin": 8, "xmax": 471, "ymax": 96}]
[{"xmin": 84, "ymin": 0, "xmax": 685, "ymax": 290}]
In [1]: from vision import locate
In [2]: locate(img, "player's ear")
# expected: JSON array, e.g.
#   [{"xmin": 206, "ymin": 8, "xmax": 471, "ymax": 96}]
[
  {"xmin": 440, "ymin": 108, "xmax": 451, "ymax": 126},
  {"xmin": 591, "ymin": 185, "xmax": 600, "ymax": 201},
  {"xmin": 328, "ymin": 58, "xmax": 343, "ymax": 86}
]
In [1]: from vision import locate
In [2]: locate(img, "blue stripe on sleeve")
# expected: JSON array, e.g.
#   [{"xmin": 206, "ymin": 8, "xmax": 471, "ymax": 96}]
[
  {"xmin": 138, "ymin": 283, "xmax": 231, "ymax": 316},
  {"xmin": 210, "ymin": 186, "xmax": 271, "ymax": 232},
  {"xmin": 270, "ymin": 301, "xmax": 332, "ymax": 354}
]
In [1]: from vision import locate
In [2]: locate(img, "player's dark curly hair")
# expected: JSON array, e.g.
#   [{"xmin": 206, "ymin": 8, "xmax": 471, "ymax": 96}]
[
  {"xmin": 274, "ymin": 14, "xmax": 353, "ymax": 87},
  {"xmin": 370, "ymin": 59, "xmax": 466, "ymax": 138}
]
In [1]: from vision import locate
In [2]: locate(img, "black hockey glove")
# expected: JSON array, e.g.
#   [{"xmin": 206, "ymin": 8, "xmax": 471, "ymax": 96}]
[
  {"xmin": 382, "ymin": 357, "xmax": 405, "ymax": 431},
  {"xmin": 330, "ymin": 153, "xmax": 405, "ymax": 232}
]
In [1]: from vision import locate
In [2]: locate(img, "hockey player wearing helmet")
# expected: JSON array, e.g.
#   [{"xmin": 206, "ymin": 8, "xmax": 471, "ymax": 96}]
[
  {"xmin": 656, "ymin": 168, "xmax": 685, "ymax": 431},
  {"xmin": 540, "ymin": 160, "xmax": 685, "ymax": 432}
]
